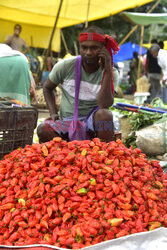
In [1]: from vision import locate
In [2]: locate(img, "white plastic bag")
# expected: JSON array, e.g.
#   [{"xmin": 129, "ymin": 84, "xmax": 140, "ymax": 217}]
[
  {"xmin": 1, "ymin": 228, "xmax": 167, "ymax": 250},
  {"xmin": 83, "ymin": 228, "xmax": 167, "ymax": 250},
  {"xmin": 136, "ymin": 115, "xmax": 167, "ymax": 156}
]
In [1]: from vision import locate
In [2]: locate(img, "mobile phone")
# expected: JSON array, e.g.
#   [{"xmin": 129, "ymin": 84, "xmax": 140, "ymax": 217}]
[{"xmin": 99, "ymin": 56, "xmax": 105, "ymax": 69}]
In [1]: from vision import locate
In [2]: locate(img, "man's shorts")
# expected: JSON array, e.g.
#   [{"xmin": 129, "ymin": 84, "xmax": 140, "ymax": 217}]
[
  {"xmin": 44, "ymin": 110, "xmax": 96, "ymax": 141},
  {"xmin": 43, "ymin": 109, "xmax": 114, "ymax": 141}
]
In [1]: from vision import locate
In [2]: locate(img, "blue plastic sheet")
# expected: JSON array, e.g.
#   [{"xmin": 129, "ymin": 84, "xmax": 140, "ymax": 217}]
[{"xmin": 113, "ymin": 42, "xmax": 147, "ymax": 63}]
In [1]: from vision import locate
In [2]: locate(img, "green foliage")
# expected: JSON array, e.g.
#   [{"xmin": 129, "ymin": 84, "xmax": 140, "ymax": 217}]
[
  {"xmin": 129, "ymin": 112, "xmax": 163, "ymax": 131},
  {"xmin": 119, "ymin": 82, "xmax": 132, "ymax": 93},
  {"xmin": 125, "ymin": 131, "xmax": 137, "ymax": 148}
]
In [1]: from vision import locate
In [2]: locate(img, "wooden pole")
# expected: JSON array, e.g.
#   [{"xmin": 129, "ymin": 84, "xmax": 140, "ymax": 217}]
[
  {"xmin": 119, "ymin": 0, "xmax": 161, "ymax": 46},
  {"xmin": 61, "ymin": 29, "xmax": 69, "ymax": 54},
  {"xmin": 30, "ymin": 36, "xmax": 33, "ymax": 47},
  {"xmin": 119, "ymin": 26, "xmax": 138, "ymax": 46},
  {"xmin": 148, "ymin": 24, "xmax": 154, "ymax": 43},
  {"xmin": 147, "ymin": 0, "xmax": 161, "ymax": 13},
  {"xmin": 137, "ymin": 25, "xmax": 144, "ymax": 79},
  {"xmin": 74, "ymin": 41, "xmax": 79, "ymax": 55},
  {"xmin": 85, "ymin": 0, "xmax": 91, "ymax": 28},
  {"xmin": 46, "ymin": 0, "xmax": 64, "ymax": 56},
  {"xmin": 39, "ymin": 0, "xmax": 64, "ymax": 81}
]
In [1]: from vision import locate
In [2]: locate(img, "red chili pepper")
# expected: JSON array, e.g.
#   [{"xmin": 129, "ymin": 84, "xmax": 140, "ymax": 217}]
[
  {"xmin": 116, "ymin": 229, "xmax": 129, "ymax": 238},
  {"xmin": 58, "ymin": 195, "xmax": 65, "ymax": 205},
  {"xmin": 95, "ymin": 191, "xmax": 106, "ymax": 200},
  {"xmin": 17, "ymin": 221, "xmax": 28, "ymax": 228},
  {"xmin": 63, "ymin": 212, "xmax": 71, "ymax": 223},
  {"xmin": 70, "ymin": 196, "xmax": 82, "ymax": 202},
  {"xmin": 47, "ymin": 206, "xmax": 53, "ymax": 217},
  {"xmin": 28, "ymin": 219, "xmax": 39, "ymax": 228},
  {"xmin": 0, "ymin": 187, "xmax": 7, "ymax": 194},
  {"xmin": 3, "ymin": 212, "xmax": 12, "ymax": 225},
  {"xmin": 0, "ymin": 203, "xmax": 14, "ymax": 210},
  {"xmin": 28, "ymin": 186, "xmax": 38, "ymax": 198},
  {"xmin": 9, "ymin": 231, "xmax": 19, "ymax": 241},
  {"xmin": 111, "ymin": 182, "xmax": 120, "ymax": 195},
  {"xmin": 2, "ymin": 196, "xmax": 14, "ymax": 205}
]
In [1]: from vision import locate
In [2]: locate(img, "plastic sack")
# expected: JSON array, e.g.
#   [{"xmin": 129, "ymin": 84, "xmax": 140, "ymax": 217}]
[
  {"xmin": 1, "ymin": 227, "xmax": 167, "ymax": 250},
  {"xmin": 136, "ymin": 114, "xmax": 167, "ymax": 156},
  {"xmin": 150, "ymin": 97, "xmax": 164, "ymax": 108}
]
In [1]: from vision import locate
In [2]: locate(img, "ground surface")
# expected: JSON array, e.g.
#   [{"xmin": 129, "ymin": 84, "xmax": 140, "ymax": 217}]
[{"xmin": 38, "ymin": 109, "xmax": 49, "ymax": 119}]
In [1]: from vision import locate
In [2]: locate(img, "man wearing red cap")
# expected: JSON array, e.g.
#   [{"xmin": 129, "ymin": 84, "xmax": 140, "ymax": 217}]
[{"xmin": 37, "ymin": 26, "xmax": 119, "ymax": 143}]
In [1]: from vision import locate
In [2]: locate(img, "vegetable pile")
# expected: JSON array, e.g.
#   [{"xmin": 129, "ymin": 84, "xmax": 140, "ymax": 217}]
[{"xmin": 0, "ymin": 137, "xmax": 167, "ymax": 249}]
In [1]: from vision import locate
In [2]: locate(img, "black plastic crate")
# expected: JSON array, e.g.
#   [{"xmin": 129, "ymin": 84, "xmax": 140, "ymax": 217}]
[{"xmin": 0, "ymin": 103, "xmax": 38, "ymax": 159}]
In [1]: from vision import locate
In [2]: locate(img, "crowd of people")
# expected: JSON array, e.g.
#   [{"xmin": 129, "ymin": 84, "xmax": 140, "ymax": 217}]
[
  {"xmin": 0, "ymin": 23, "xmax": 167, "ymax": 143},
  {"xmin": 128, "ymin": 39, "xmax": 166, "ymax": 103}
]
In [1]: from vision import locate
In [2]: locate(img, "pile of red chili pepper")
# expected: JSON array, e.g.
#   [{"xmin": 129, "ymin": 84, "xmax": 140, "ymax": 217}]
[{"xmin": 0, "ymin": 137, "xmax": 167, "ymax": 249}]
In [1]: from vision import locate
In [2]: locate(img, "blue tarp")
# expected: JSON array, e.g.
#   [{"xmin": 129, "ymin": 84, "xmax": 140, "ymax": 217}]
[{"xmin": 113, "ymin": 42, "xmax": 147, "ymax": 63}]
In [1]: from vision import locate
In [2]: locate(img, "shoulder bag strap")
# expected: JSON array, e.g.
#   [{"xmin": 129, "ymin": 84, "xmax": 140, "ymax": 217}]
[{"xmin": 73, "ymin": 55, "xmax": 82, "ymax": 121}]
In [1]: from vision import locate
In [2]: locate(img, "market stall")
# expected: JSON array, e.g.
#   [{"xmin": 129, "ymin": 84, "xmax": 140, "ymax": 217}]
[{"xmin": 1, "ymin": 1, "xmax": 167, "ymax": 249}]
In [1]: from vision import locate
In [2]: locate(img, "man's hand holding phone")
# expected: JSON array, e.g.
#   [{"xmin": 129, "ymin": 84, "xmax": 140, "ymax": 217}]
[{"xmin": 98, "ymin": 47, "xmax": 111, "ymax": 72}]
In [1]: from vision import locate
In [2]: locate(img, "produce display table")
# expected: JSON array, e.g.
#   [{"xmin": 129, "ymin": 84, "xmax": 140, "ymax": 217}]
[{"xmin": 0, "ymin": 137, "xmax": 167, "ymax": 249}]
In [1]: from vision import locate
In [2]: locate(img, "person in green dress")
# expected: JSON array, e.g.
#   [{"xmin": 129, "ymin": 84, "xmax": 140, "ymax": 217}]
[{"xmin": 129, "ymin": 51, "xmax": 143, "ymax": 93}]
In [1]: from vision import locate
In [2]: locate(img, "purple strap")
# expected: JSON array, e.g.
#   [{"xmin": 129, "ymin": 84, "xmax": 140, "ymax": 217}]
[
  {"xmin": 74, "ymin": 55, "xmax": 82, "ymax": 122},
  {"xmin": 74, "ymin": 55, "xmax": 99, "ymax": 122}
]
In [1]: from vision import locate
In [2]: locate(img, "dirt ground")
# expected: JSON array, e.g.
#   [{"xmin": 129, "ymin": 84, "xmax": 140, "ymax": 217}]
[
  {"xmin": 123, "ymin": 94, "xmax": 134, "ymax": 101},
  {"xmin": 38, "ymin": 109, "xmax": 50, "ymax": 119}
]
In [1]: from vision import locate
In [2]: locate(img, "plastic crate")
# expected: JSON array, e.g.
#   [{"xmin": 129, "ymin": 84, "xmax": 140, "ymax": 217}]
[
  {"xmin": 0, "ymin": 102, "xmax": 38, "ymax": 159},
  {"xmin": 134, "ymin": 92, "xmax": 150, "ymax": 105}
]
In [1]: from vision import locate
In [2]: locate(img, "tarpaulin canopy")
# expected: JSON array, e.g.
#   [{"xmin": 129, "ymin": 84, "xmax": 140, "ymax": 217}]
[
  {"xmin": 0, "ymin": 0, "xmax": 154, "ymax": 51},
  {"xmin": 120, "ymin": 11, "xmax": 167, "ymax": 26},
  {"xmin": 113, "ymin": 42, "xmax": 147, "ymax": 63}
]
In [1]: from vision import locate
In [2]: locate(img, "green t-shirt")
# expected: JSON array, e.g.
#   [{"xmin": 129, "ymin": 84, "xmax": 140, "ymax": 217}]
[{"xmin": 49, "ymin": 56, "xmax": 119, "ymax": 118}]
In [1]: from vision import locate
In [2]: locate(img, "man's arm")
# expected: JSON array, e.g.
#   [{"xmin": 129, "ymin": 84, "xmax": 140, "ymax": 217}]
[
  {"xmin": 162, "ymin": 68, "xmax": 167, "ymax": 85},
  {"xmin": 97, "ymin": 47, "xmax": 114, "ymax": 108},
  {"xmin": 162, "ymin": 63, "xmax": 167, "ymax": 82},
  {"xmin": 22, "ymin": 47, "xmax": 30, "ymax": 54},
  {"xmin": 158, "ymin": 53, "xmax": 167, "ymax": 83},
  {"xmin": 43, "ymin": 78, "xmax": 59, "ymax": 121},
  {"xmin": 5, "ymin": 35, "xmax": 13, "ymax": 45},
  {"xmin": 22, "ymin": 39, "xmax": 30, "ymax": 54}
]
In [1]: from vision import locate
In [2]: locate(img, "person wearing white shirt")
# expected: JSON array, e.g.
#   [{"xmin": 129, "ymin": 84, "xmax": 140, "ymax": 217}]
[
  {"xmin": 150, "ymin": 44, "xmax": 167, "ymax": 103},
  {"xmin": 0, "ymin": 44, "xmax": 37, "ymax": 105}
]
